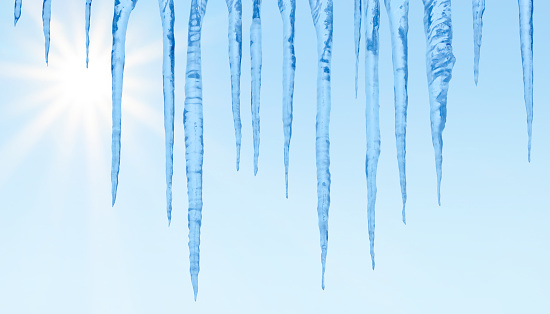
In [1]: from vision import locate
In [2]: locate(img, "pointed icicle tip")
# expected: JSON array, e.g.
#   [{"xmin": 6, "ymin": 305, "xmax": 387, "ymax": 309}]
[
  {"xmin": 402, "ymin": 205, "xmax": 407, "ymax": 225},
  {"xmin": 192, "ymin": 273, "xmax": 198, "ymax": 301}
]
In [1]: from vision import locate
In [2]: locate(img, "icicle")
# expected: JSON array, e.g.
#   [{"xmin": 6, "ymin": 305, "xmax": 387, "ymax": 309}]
[
  {"xmin": 85, "ymin": 0, "xmax": 92, "ymax": 68},
  {"xmin": 158, "ymin": 0, "xmax": 175, "ymax": 225},
  {"xmin": 472, "ymin": 0, "xmax": 485, "ymax": 85},
  {"xmin": 384, "ymin": 0, "xmax": 409, "ymax": 224},
  {"xmin": 42, "ymin": 0, "xmax": 51, "ymax": 65},
  {"xmin": 365, "ymin": 0, "xmax": 380, "ymax": 270},
  {"xmin": 354, "ymin": 0, "xmax": 361, "ymax": 97},
  {"xmin": 308, "ymin": 0, "xmax": 333, "ymax": 290},
  {"xmin": 518, "ymin": 0, "xmax": 533, "ymax": 162},
  {"xmin": 278, "ymin": 0, "xmax": 296, "ymax": 198},
  {"xmin": 111, "ymin": 0, "xmax": 138, "ymax": 206},
  {"xmin": 423, "ymin": 0, "xmax": 455, "ymax": 205},
  {"xmin": 14, "ymin": 0, "xmax": 22, "ymax": 26},
  {"xmin": 250, "ymin": 0, "xmax": 262, "ymax": 175},
  {"xmin": 225, "ymin": 0, "xmax": 243, "ymax": 171},
  {"xmin": 185, "ymin": 0, "xmax": 208, "ymax": 301}
]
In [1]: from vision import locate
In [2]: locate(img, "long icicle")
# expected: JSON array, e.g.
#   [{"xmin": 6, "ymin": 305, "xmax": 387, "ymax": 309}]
[
  {"xmin": 278, "ymin": 0, "xmax": 296, "ymax": 198},
  {"xmin": 308, "ymin": 0, "xmax": 333, "ymax": 290},
  {"xmin": 158, "ymin": 0, "xmax": 175, "ymax": 225},
  {"xmin": 365, "ymin": 0, "xmax": 380, "ymax": 270},
  {"xmin": 111, "ymin": 0, "xmax": 138, "ymax": 206},
  {"xmin": 42, "ymin": 0, "xmax": 52, "ymax": 65},
  {"xmin": 14, "ymin": 0, "xmax": 22, "ymax": 26},
  {"xmin": 250, "ymin": 0, "xmax": 262, "ymax": 175},
  {"xmin": 423, "ymin": 0, "xmax": 455, "ymax": 205},
  {"xmin": 185, "ymin": 0, "xmax": 208, "ymax": 301},
  {"xmin": 354, "ymin": 0, "xmax": 361, "ymax": 97},
  {"xmin": 225, "ymin": 0, "xmax": 243, "ymax": 171},
  {"xmin": 518, "ymin": 0, "xmax": 533, "ymax": 162},
  {"xmin": 472, "ymin": 0, "xmax": 485, "ymax": 85},
  {"xmin": 85, "ymin": 0, "xmax": 92, "ymax": 68},
  {"xmin": 384, "ymin": 0, "xmax": 409, "ymax": 224}
]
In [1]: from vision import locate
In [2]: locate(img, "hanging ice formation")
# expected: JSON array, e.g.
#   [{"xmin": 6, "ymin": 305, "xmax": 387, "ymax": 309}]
[
  {"xmin": 423, "ymin": 0, "xmax": 455, "ymax": 205},
  {"xmin": 86, "ymin": 0, "xmax": 92, "ymax": 68},
  {"xmin": 472, "ymin": 0, "xmax": 484, "ymax": 85},
  {"xmin": 308, "ymin": 0, "xmax": 333, "ymax": 290},
  {"xmin": 158, "ymin": 0, "xmax": 175, "ymax": 225},
  {"xmin": 518, "ymin": 0, "xmax": 533, "ymax": 162},
  {"xmin": 278, "ymin": 0, "xmax": 296, "ymax": 198},
  {"xmin": 111, "ymin": 0, "xmax": 138, "ymax": 206},
  {"xmin": 14, "ymin": 0, "xmax": 22, "ymax": 26},
  {"xmin": 364, "ymin": 0, "xmax": 380, "ymax": 270},
  {"xmin": 250, "ymin": 0, "xmax": 262, "ymax": 175},
  {"xmin": 354, "ymin": 0, "xmax": 361, "ymax": 97},
  {"xmin": 384, "ymin": 0, "xmax": 409, "ymax": 224},
  {"xmin": 42, "ymin": 0, "xmax": 51, "ymax": 65},
  {"xmin": 225, "ymin": 0, "xmax": 243, "ymax": 170},
  {"xmin": 185, "ymin": 0, "xmax": 208, "ymax": 301}
]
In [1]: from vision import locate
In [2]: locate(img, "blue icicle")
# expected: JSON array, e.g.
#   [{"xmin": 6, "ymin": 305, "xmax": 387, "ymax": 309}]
[
  {"xmin": 518, "ymin": 0, "xmax": 533, "ymax": 162},
  {"xmin": 472, "ymin": 0, "xmax": 485, "ymax": 85},
  {"xmin": 14, "ymin": 0, "xmax": 22, "ymax": 26},
  {"xmin": 86, "ymin": 0, "xmax": 92, "ymax": 68},
  {"xmin": 250, "ymin": 0, "xmax": 262, "ymax": 175},
  {"xmin": 42, "ymin": 0, "xmax": 51, "ymax": 65}
]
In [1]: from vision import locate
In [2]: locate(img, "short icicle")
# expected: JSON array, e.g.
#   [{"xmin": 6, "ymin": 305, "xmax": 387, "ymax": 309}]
[
  {"xmin": 111, "ymin": 0, "xmax": 138, "ymax": 206},
  {"xmin": 472, "ymin": 0, "xmax": 485, "ymax": 85},
  {"xmin": 308, "ymin": 0, "xmax": 333, "ymax": 290},
  {"xmin": 14, "ymin": 0, "xmax": 22, "ymax": 26},
  {"xmin": 42, "ymin": 0, "xmax": 52, "ymax": 65},
  {"xmin": 422, "ymin": 0, "xmax": 455, "ymax": 205},
  {"xmin": 384, "ymin": 0, "xmax": 409, "ymax": 224},
  {"xmin": 365, "ymin": 0, "xmax": 381, "ymax": 270},
  {"xmin": 354, "ymin": 0, "xmax": 361, "ymax": 97},
  {"xmin": 225, "ymin": 0, "xmax": 243, "ymax": 170},
  {"xmin": 250, "ymin": 0, "xmax": 262, "ymax": 175},
  {"xmin": 85, "ymin": 0, "xmax": 92, "ymax": 68},
  {"xmin": 518, "ymin": 0, "xmax": 533, "ymax": 162},
  {"xmin": 278, "ymin": 0, "xmax": 296, "ymax": 198},
  {"xmin": 185, "ymin": 0, "xmax": 208, "ymax": 301},
  {"xmin": 158, "ymin": 0, "xmax": 175, "ymax": 225}
]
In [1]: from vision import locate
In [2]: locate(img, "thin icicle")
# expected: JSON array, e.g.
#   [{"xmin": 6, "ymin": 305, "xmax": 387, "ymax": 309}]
[
  {"xmin": 14, "ymin": 0, "xmax": 22, "ymax": 26},
  {"xmin": 384, "ymin": 0, "xmax": 409, "ymax": 224},
  {"xmin": 354, "ymin": 0, "xmax": 361, "ymax": 97},
  {"xmin": 225, "ymin": 0, "xmax": 243, "ymax": 171},
  {"xmin": 518, "ymin": 0, "xmax": 533, "ymax": 162},
  {"xmin": 365, "ymin": 0, "xmax": 380, "ymax": 270},
  {"xmin": 250, "ymin": 0, "xmax": 262, "ymax": 175},
  {"xmin": 278, "ymin": 0, "xmax": 296, "ymax": 198},
  {"xmin": 308, "ymin": 0, "xmax": 333, "ymax": 290},
  {"xmin": 42, "ymin": 0, "xmax": 51, "ymax": 65},
  {"xmin": 158, "ymin": 0, "xmax": 175, "ymax": 225},
  {"xmin": 423, "ymin": 0, "xmax": 455, "ymax": 205},
  {"xmin": 472, "ymin": 0, "xmax": 485, "ymax": 85},
  {"xmin": 185, "ymin": 0, "xmax": 208, "ymax": 301},
  {"xmin": 85, "ymin": 0, "xmax": 92, "ymax": 68},
  {"xmin": 111, "ymin": 0, "xmax": 138, "ymax": 206}
]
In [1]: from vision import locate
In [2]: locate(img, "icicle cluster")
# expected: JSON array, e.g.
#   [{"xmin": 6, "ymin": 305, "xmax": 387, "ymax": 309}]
[{"xmin": 308, "ymin": 0, "xmax": 333, "ymax": 290}]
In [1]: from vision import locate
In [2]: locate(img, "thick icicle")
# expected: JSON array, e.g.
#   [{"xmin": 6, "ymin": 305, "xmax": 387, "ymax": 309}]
[
  {"xmin": 518, "ymin": 0, "xmax": 533, "ymax": 162},
  {"xmin": 423, "ymin": 0, "xmax": 455, "ymax": 205},
  {"xmin": 250, "ymin": 0, "xmax": 262, "ymax": 175},
  {"xmin": 384, "ymin": 0, "xmax": 409, "ymax": 224},
  {"xmin": 85, "ymin": 0, "xmax": 92, "ymax": 68},
  {"xmin": 278, "ymin": 0, "xmax": 296, "ymax": 198},
  {"xmin": 14, "ymin": 0, "xmax": 22, "ymax": 26},
  {"xmin": 472, "ymin": 0, "xmax": 485, "ymax": 85},
  {"xmin": 354, "ymin": 0, "xmax": 361, "ymax": 97},
  {"xmin": 111, "ymin": 0, "xmax": 138, "ymax": 206},
  {"xmin": 185, "ymin": 0, "xmax": 208, "ymax": 301},
  {"xmin": 42, "ymin": 0, "xmax": 51, "ymax": 65},
  {"xmin": 225, "ymin": 0, "xmax": 243, "ymax": 171},
  {"xmin": 158, "ymin": 0, "xmax": 175, "ymax": 225},
  {"xmin": 308, "ymin": 0, "xmax": 333, "ymax": 290},
  {"xmin": 365, "ymin": 0, "xmax": 380, "ymax": 270}
]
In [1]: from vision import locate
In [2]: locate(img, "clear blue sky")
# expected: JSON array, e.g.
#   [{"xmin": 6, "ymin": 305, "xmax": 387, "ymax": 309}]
[{"xmin": 0, "ymin": 1, "xmax": 548, "ymax": 313}]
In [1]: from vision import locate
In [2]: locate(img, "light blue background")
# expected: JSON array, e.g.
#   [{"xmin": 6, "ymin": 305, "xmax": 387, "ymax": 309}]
[{"xmin": 0, "ymin": 1, "xmax": 548, "ymax": 313}]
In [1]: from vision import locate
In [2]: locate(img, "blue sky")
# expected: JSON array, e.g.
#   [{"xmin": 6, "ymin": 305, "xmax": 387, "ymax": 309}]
[{"xmin": 0, "ymin": 1, "xmax": 548, "ymax": 313}]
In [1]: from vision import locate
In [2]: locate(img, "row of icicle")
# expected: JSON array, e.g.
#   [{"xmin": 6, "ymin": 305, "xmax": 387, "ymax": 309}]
[{"xmin": 12, "ymin": 0, "xmax": 534, "ymax": 300}]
